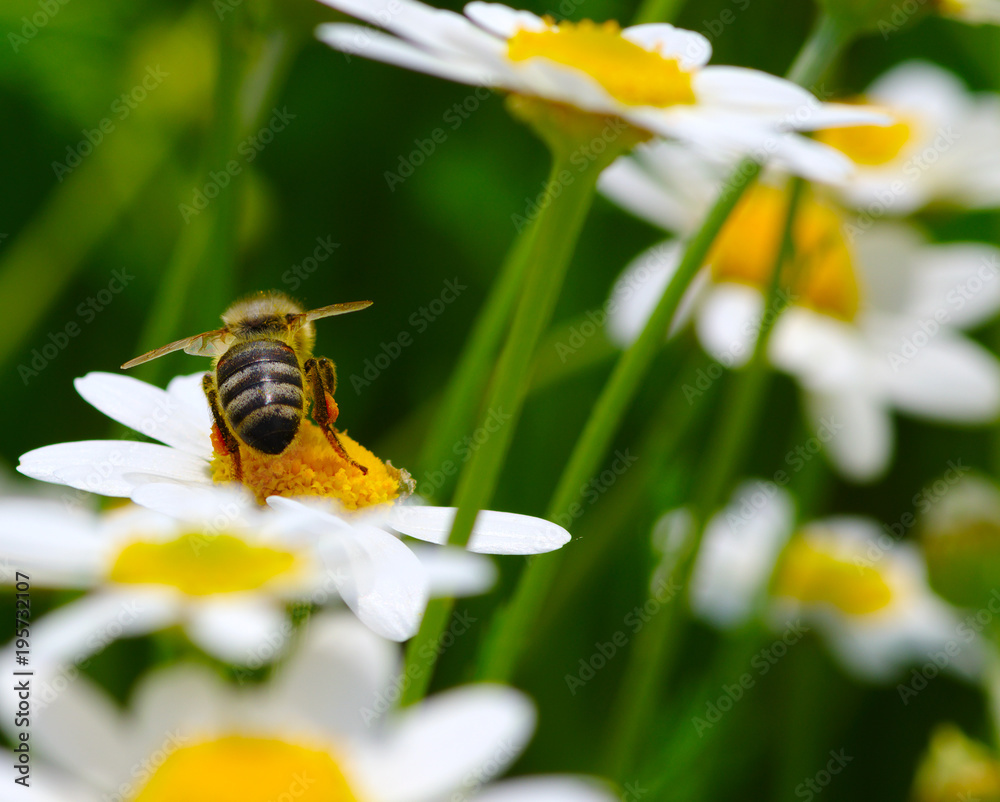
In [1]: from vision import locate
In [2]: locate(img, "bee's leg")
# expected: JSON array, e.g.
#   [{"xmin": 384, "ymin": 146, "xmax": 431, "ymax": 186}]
[
  {"xmin": 203, "ymin": 373, "xmax": 243, "ymax": 482},
  {"xmin": 304, "ymin": 357, "xmax": 368, "ymax": 475}
]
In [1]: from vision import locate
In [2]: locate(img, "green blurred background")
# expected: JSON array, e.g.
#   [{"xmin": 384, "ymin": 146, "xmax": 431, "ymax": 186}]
[{"xmin": 3, "ymin": 0, "xmax": 1000, "ymax": 799}]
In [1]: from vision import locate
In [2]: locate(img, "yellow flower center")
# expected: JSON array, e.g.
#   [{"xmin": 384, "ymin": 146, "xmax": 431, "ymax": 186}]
[
  {"xmin": 131, "ymin": 736, "xmax": 359, "ymax": 802},
  {"xmin": 815, "ymin": 109, "xmax": 914, "ymax": 166},
  {"xmin": 109, "ymin": 533, "xmax": 301, "ymax": 596},
  {"xmin": 211, "ymin": 420, "xmax": 411, "ymax": 509},
  {"xmin": 709, "ymin": 185, "xmax": 860, "ymax": 320},
  {"xmin": 507, "ymin": 19, "xmax": 696, "ymax": 107},
  {"xmin": 772, "ymin": 535, "xmax": 893, "ymax": 615}
]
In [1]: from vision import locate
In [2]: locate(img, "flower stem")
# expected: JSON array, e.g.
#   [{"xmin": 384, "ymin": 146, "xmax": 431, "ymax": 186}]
[
  {"xmin": 416, "ymin": 220, "xmax": 538, "ymax": 502},
  {"xmin": 400, "ymin": 125, "xmax": 614, "ymax": 705},
  {"xmin": 472, "ymin": 157, "xmax": 759, "ymax": 683},
  {"xmin": 632, "ymin": 0, "xmax": 687, "ymax": 25},
  {"xmin": 605, "ymin": 178, "xmax": 805, "ymax": 779},
  {"xmin": 786, "ymin": 13, "xmax": 849, "ymax": 88}
]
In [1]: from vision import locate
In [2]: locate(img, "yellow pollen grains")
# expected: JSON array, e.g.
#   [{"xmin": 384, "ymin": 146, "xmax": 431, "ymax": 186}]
[
  {"xmin": 507, "ymin": 19, "xmax": 696, "ymax": 107},
  {"xmin": 109, "ymin": 533, "xmax": 300, "ymax": 596},
  {"xmin": 131, "ymin": 736, "xmax": 359, "ymax": 802},
  {"xmin": 816, "ymin": 111, "xmax": 914, "ymax": 166},
  {"xmin": 211, "ymin": 420, "xmax": 411, "ymax": 509},
  {"xmin": 709, "ymin": 185, "xmax": 861, "ymax": 321},
  {"xmin": 772, "ymin": 535, "xmax": 894, "ymax": 615}
]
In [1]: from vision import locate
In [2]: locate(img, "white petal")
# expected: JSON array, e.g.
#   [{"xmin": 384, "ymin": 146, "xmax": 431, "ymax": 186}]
[
  {"xmin": 598, "ymin": 158, "xmax": 689, "ymax": 233},
  {"xmin": 691, "ymin": 480, "xmax": 795, "ymax": 628},
  {"xmin": 316, "ymin": 24, "xmax": 490, "ymax": 86},
  {"xmin": 694, "ymin": 66, "xmax": 815, "ymax": 114},
  {"xmin": 18, "ymin": 441, "xmax": 210, "ymax": 497},
  {"xmin": 410, "ymin": 544, "xmax": 498, "ymax": 597},
  {"xmin": 350, "ymin": 685, "xmax": 534, "ymax": 802},
  {"xmin": 475, "ymin": 776, "xmax": 619, "ymax": 802},
  {"xmin": 464, "ymin": 1, "xmax": 546, "ymax": 36},
  {"xmin": 868, "ymin": 60, "xmax": 968, "ymax": 123},
  {"xmin": 30, "ymin": 670, "xmax": 133, "ymax": 791},
  {"xmin": 622, "ymin": 23, "xmax": 711, "ymax": 70},
  {"xmin": 74, "ymin": 372, "xmax": 212, "ymax": 459},
  {"xmin": 24, "ymin": 590, "xmax": 179, "ymax": 671},
  {"xmin": 883, "ymin": 332, "xmax": 1000, "ymax": 422},
  {"xmin": 605, "ymin": 241, "xmax": 684, "ymax": 348},
  {"xmin": 130, "ymin": 481, "xmax": 258, "ymax": 525},
  {"xmin": 695, "ymin": 283, "xmax": 762, "ymax": 367},
  {"xmin": 906, "ymin": 244, "xmax": 1000, "ymax": 329},
  {"xmin": 769, "ymin": 134, "xmax": 854, "ymax": 185},
  {"xmin": 130, "ymin": 663, "xmax": 231, "ymax": 756},
  {"xmin": 271, "ymin": 612, "xmax": 400, "ymax": 736},
  {"xmin": 805, "ymin": 390, "xmax": 893, "ymax": 482},
  {"xmin": 389, "ymin": 506, "xmax": 570, "ymax": 554},
  {"xmin": 323, "ymin": 524, "xmax": 430, "ymax": 641},
  {"xmin": 0, "ymin": 500, "xmax": 105, "ymax": 586},
  {"xmin": 186, "ymin": 595, "xmax": 290, "ymax": 665}
]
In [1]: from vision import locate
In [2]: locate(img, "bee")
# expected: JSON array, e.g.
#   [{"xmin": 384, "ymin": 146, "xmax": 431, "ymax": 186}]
[{"xmin": 122, "ymin": 291, "xmax": 372, "ymax": 480}]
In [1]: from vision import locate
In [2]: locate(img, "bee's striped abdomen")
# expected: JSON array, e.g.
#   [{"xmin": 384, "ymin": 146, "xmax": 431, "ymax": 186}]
[{"xmin": 217, "ymin": 340, "xmax": 304, "ymax": 455}]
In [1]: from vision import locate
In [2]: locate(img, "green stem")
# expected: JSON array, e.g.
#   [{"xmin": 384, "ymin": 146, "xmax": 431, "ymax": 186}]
[
  {"xmin": 472, "ymin": 157, "xmax": 759, "ymax": 683},
  {"xmin": 786, "ymin": 13, "xmax": 848, "ymax": 88},
  {"xmin": 605, "ymin": 178, "xmax": 805, "ymax": 779},
  {"xmin": 631, "ymin": 0, "xmax": 687, "ymax": 25},
  {"xmin": 400, "ymin": 140, "xmax": 606, "ymax": 705},
  {"xmin": 416, "ymin": 220, "xmax": 538, "ymax": 502}
]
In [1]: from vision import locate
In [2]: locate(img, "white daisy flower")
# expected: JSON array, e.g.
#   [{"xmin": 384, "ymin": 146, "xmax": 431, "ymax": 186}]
[
  {"xmin": 600, "ymin": 168, "xmax": 1000, "ymax": 481},
  {"xmin": 684, "ymin": 481, "xmax": 981, "ymax": 682},
  {"xmin": 16, "ymin": 370, "xmax": 571, "ymax": 548},
  {"xmin": 313, "ymin": 0, "xmax": 884, "ymax": 173},
  {"xmin": 11, "ymin": 612, "xmax": 616, "ymax": 802},
  {"xmin": 811, "ymin": 61, "xmax": 1000, "ymax": 215},
  {"xmin": 0, "ymin": 489, "xmax": 497, "ymax": 669},
  {"xmin": 937, "ymin": 0, "xmax": 1000, "ymax": 24}
]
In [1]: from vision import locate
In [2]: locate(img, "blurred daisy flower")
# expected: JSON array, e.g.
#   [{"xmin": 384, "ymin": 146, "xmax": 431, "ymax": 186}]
[
  {"xmin": 12, "ymin": 612, "xmax": 616, "ymax": 802},
  {"xmin": 937, "ymin": 0, "xmax": 1000, "ymax": 24},
  {"xmin": 0, "ymin": 488, "xmax": 499, "ymax": 664},
  {"xmin": 681, "ymin": 481, "xmax": 981, "ymax": 681},
  {"xmin": 911, "ymin": 724, "xmax": 1000, "ymax": 802},
  {"xmin": 813, "ymin": 61, "xmax": 1000, "ymax": 215},
  {"xmin": 313, "ymin": 0, "xmax": 884, "ymax": 166},
  {"xmin": 16, "ymin": 371, "xmax": 570, "ymax": 549},
  {"xmin": 601, "ymin": 158, "xmax": 1000, "ymax": 480}
]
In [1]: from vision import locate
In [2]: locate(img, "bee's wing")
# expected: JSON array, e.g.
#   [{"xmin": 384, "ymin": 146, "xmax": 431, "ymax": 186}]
[
  {"xmin": 297, "ymin": 300, "xmax": 373, "ymax": 326},
  {"xmin": 121, "ymin": 328, "xmax": 231, "ymax": 369}
]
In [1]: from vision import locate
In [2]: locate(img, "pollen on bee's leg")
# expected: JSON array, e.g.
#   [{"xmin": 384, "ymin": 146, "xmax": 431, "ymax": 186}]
[
  {"xmin": 324, "ymin": 393, "xmax": 340, "ymax": 425},
  {"xmin": 209, "ymin": 420, "xmax": 410, "ymax": 509}
]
